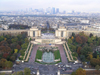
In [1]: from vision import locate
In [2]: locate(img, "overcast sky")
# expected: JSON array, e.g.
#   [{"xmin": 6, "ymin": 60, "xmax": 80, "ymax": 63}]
[{"xmin": 0, "ymin": 0, "xmax": 100, "ymax": 13}]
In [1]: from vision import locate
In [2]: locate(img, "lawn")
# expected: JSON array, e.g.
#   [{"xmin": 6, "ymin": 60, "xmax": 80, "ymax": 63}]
[
  {"xmin": 35, "ymin": 50, "xmax": 43, "ymax": 59},
  {"xmin": 54, "ymin": 50, "xmax": 61, "ymax": 59}
]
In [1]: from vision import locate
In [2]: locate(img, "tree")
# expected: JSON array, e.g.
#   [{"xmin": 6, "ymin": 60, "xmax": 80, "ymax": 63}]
[
  {"xmin": 97, "ymin": 55, "xmax": 100, "ymax": 59},
  {"xmin": 0, "ymin": 73, "xmax": 5, "ymax": 75},
  {"xmin": 89, "ymin": 33, "xmax": 93, "ymax": 38},
  {"xmin": 19, "ymin": 50, "xmax": 25, "ymax": 56},
  {"xmin": 73, "ymin": 52, "xmax": 78, "ymax": 57},
  {"xmin": 72, "ymin": 32, "xmax": 75, "ymax": 37},
  {"xmin": 95, "ymin": 65, "xmax": 100, "ymax": 71},
  {"xmin": 11, "ymin": 38, "xmax": 18, "ymax": 43},
  {"xmin": 71, "ymin": 68, "xmax": 86, "ymax": 75},
  {"xmin": 21, "ymin": 43, "xmax": 27, "ymax": 49},
  {"xmin": 14, "ymin": 49, "xmax": 18, "ymax": 53},
  {"xmin": 71, "ymin": 71, "xmax": 77, "ymax": 75},
  {"xmin": 0, "ymin": 36, "xmax": 4, "ymax": 42},
  {"xmin": 80, "ymin": 46, "xmax": 92, "ymax": 58},
  {"xmin": 68, "ymin": 39, "xmax": 72, "ymax": 44},
  {"xmin": 10, "ymin": 55, "xmax": 16, "ymax": 62},
  {"xmin": 71, "ymin": 36, "xmax": 74, "ymax": 40},
  {"xmin": 70, "ymin": 45, "xmax": 76, "ymax": 51},
  {"xmin": 16, "ymin": 44, "xmax": 21, "ymax": 50},
  {"xmin": 77, "ymin": 46, "xmax": 82, "ymax": 54},
  {"xmin": 76, "ymin": 68, "xmax": 86, "ymax": 75},
  {"xmin": 81, "ymin": 35, "xmax": 88, "ymax": 43},
  {"xmin": 24, "ymin": 68, "xmax": 31, "ymax": 75},
  {"xmin": 75, "ymin": 35, "xmax": 82, "ymax": 44},
  {"xmin": 3, "ymin": 53, "xmax": 9, "ymax": 58},
  {"xmin": 18, "ymin": 41, "xmax": 22, "ymax": 46},
  {"xmin": 17, "ymin": 71, "xmax": 23, "ymax": 75},
  {"xmin": 87, "ymin": 53, "xmax": 93, "ymax": 60},
  {"xmin": 0, "ymin": 58, "xmax": 7, "ymax": 68},
  {"xmin": 90, "ymin": 58, "xmax": 100, "ymax": 67},
  {"xmin": 80, "ymin": 55, "xmax": 85, "ymax": 62},
  {"xmin": 88, "ymin": 38, "xmax": 93, "ymax": 44},
  {"xmin": 25, "ymin": 38, "xmax": 29, "ymax": 43},
  {"xmin": 5, "ymin": 61, "xmax": 13, "ymax": 69},
  {"xmin": 0, "ymin": 40, "xmax": 8, "ymax": 46},
  {"xmin": 93, "ymin": 51, "xmax": 98, "ymax": 58},
  {"xmin": 10, "ymin": 42, "xmax": 17, "ymax": 50}
]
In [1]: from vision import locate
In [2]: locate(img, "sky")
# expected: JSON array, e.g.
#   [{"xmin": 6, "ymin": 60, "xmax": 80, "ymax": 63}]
[{"xmin": 0, "ymin": 0, "xmax": 100, "ymax": 13}]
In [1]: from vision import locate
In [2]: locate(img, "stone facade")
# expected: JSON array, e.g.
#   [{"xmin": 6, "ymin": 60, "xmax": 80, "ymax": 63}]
[
  {"xmin": 0, "ymin": 30, "xmax": 28, "ymax": 36},
  {"xmin": 1, "ymin": 27, "xmax": 100, "ymax": 44},
  {"xmin": 28, "ymin": 27, "xmax": 41, "ymax": 39}
]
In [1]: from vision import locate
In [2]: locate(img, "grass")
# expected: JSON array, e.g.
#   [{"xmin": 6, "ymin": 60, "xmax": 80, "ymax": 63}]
[
  {"xmin": 35, "ymin": 50, "xmax": 43, "ymax": 59},
  {"xmin": 54, "ymin": 50, "xmax": 61, "ymax": 59},
  {"xmin": 54, "ymin": 50, "xmax": 61, "ymax": 63}
]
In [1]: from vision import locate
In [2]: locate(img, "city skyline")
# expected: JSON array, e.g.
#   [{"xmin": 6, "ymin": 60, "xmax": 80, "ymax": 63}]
[{"xmin": 0, "ymin": 0, "xmax": 100, "ymax": 13}]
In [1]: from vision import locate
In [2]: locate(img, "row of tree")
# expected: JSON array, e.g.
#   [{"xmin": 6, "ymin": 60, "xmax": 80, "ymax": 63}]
[
  {"xmin": 0, "ymin": 68, "xmax": 31, "ymax": 75},
  {"xmin": 71, "ymin": 67, "xmax": 100, "ymax": 75},
  {"xmin": 9, "ymin": 24, "xmax": 30, "ymax": 29},
  {"xmin": 0, "ymin": 58, "xmax": 13, "ymax": 69}
]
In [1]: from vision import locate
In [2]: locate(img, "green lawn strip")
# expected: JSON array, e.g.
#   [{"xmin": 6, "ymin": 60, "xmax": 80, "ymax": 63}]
[
  {"xmin": 54, "ymin": 50, "xmax": 61, "ymax": 63},
  {"xmin": 35, "ymin": 50, "xmax": 43, "ymax": 61},
  {"xmin": 54, "ymin": 50, "xmax": 61, "ymax": 59},
  {"xmin": 24, "ymin": 43, "xmax": 31, "ymax": 60},
  {"xmin": 65, "ymin": 43, "xmax": 72, "ymax": 60},
  {"xmin": 27, "ymin": 44, "xmax": 33, "ymax": 62}
]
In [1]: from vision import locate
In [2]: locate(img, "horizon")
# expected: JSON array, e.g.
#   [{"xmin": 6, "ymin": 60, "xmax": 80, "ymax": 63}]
[{"xmin": 0, "ymin": 0, "xmax": 100, "ymax": 13}]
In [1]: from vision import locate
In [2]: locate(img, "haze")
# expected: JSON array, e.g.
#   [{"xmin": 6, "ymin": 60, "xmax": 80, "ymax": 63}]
[{"xmin": 0, "ymin": 0, "xmax": 100, "ymax": 13}]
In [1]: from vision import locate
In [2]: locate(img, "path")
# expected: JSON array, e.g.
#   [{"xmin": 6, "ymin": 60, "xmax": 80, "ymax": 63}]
[
  {"xmin": 29, "ymin": 45, "xmax": 38, "ymax": 63},
  {"xmin": 56, "ymin": 44, "xmax": 68, "ymax": 64}
]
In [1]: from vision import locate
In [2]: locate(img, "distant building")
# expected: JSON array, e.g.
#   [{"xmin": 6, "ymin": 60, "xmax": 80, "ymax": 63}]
[
  {"xmin": 80, "ymin": 20, "xmax": 89, "ymax": 24},
  {"xmin": 2, "ymin": 25, "xmax": 9, "ymax": 30},
  {"xmin": 56, "ymin": 8, "xmax": 59, "ymax": 14},
  {"xmin": 52, "ymin": 7, "xmax": 55, "ymax": 14}
]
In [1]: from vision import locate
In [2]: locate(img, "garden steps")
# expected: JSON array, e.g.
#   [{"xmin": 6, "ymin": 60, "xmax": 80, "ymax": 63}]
[
  {"xmin": 23, "ymin": 42, "xmax": 31, "ymax": 60},
  {"xmin": 65, "ymin": 42, "xmax": 73, "ymax": 60},
  {"xmin": 25, "ymin": 44, "xmax": 33, "ymax": 61},
  {"xmin": 63, "ymin": 44, "xmax": 71, "ymax": 61}
]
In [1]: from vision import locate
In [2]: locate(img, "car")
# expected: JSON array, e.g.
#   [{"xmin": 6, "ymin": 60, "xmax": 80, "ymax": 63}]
[
  {"xmin": 66, "ymin": 65, "xmax": 69, "ymax": 67},
  {"xmin": 58, "ymin": 65, "xmax": 61, "ymax": 68},
  {"xmin": 55, "ymin": 64, "xmax": 58, "ymax": 66},
  {"xmin": 28, "ymin": 66, "xmax": 31, "ymax": 68},
  {"xmin": 62, "ymin": 68, "xmax": 65, "ymax": 71},
  {"xmin": 73, "ymin": 63, "xmax": 75, "ymax": 64},
  {"xmin": 33, "ymin": 72, "xmax": 35, "ymax": 74}
]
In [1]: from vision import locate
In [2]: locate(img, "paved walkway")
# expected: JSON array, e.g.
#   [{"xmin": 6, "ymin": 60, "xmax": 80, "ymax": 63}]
[
  {"xmin": 56, "ymin": 44, "xmax": 68, "ymax": 64},
  {"xmin": 29, "ymin": 45, "xmax": 38, "ymax": 63}
]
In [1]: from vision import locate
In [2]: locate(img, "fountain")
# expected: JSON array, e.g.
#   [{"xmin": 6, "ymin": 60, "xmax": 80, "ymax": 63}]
[{"xmin": 42, "ymin": 48, "xmax": 54, "ymax": 63}]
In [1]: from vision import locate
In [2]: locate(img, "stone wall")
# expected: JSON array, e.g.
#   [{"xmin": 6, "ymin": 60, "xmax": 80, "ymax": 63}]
[
  {"xmin": 0, "ymin": 30, "xmax": 28, "ymax": 36},
  {"xmin": 67, "ymin": 30, "xmax": 100, "ymax": 38}
]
